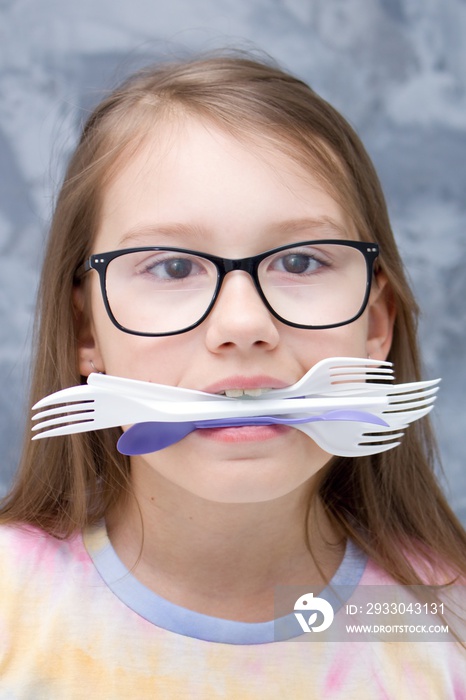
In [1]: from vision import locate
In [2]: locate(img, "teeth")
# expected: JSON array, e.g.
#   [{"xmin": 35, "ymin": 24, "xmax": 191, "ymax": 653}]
[
  {"xmin": 222, "ymin": 388, "xmax": 271, "ymax": 398},
  {"xmin": 224, "ymin": 389, "xmax": 245, "ymax": 398},
  {"xmin": 244, "ymin": 388, "xmax": 269, "ymax": 397}
]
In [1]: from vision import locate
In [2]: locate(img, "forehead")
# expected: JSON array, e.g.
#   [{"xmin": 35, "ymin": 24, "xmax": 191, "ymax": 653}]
[{"xmin": 94, "ymin": 116, "xmax": 356, "ymax": 254}]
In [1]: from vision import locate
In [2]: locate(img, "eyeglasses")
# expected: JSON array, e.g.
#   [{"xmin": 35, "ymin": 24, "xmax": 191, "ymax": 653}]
[{"xmin": 75, "ymin": 240, "xmax": 379, "ymax": 336}]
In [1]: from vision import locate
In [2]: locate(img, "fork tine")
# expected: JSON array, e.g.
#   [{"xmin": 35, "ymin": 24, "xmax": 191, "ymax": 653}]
[
  {"xmin": 353, "ymin": 379, "xmax": 439, "ymax": 397},
  {"xmin": 328, "ymin": 372, "xmax": 394, "ymax": 383},
  {"xmin": 385, "ymin": 380, "xmax": 439, "ymax": 396},
  {"xmin": 329, "ymin": 368, "xmax": 393, "ymax": 380},
  {"xmin": 31, "ymin": 412, "xmax": 95, "ymax": 432},
  {"xmin": 385, "ymin": 394, "xmax": 437, "ymax": 412},
  {"xmin": 32, "ymin": 421, "xmax": 96, "ymax": 439},
  {"xmin": 382, "ymin": 404, "xmax": 435, "ymax": 424},
  {"xmin": 329, "ymin": 363, "xmax": 393, "ymax": 372},
  {"xmin": 329, "ymin": 366, "xmax": 393, "ymax": 376},
  {"xmin": 388, "ymin": 386, "xmax": 438, "ymax": 401},
  {"xmin": 32, "ymin": 402, "xmax": 95, "ymax": 422},
  {"xmin": 328, "ymin": 357, "xmax": 392, "ymax": 367},
  {"xmin": 381, "ymin": 405, "xmax": 434, "ymax": 426},
  {"xmin": 320, "ymin": 378, "xmax": 439, "ymax": 397},
  {"xmin": 32, "ymin": 385, "xmax": 95, "ymax": 410},
  {"xmin": 358, "ymin": 431, "xmax": 405, "ymax": 444},
  {"xmin": 350, "ymin": 441, "xmax": 402, "ymax": 456}
]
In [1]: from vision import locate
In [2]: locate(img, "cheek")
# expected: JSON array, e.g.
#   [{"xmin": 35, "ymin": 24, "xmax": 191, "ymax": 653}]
[
  {"xmin": 289, "ymin": 316, "xmax": 370, "ymax": 365},
  {"xmin": 95, "ymin": 325, "xmax": 200, "ymax": 384},
  {"xmin": 86, "ymin": 276, "xmax": 180, "ymax": 381}
]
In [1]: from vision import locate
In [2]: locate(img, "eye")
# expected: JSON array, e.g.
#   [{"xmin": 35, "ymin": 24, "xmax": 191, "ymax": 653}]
[
  {"xmin": 141, "ymin": 254, "xmax": 206, "ymax": 280},
  {"xmin": 270, "ymin": 249, "xmax": 330, "ymax": 277},
  {"xmin": 158, "ymin": 257, "xmax": 193, "ymax": 279},
  {"xmin": 277, "ymin": 253, "xmax": 322, "ymax": 275}
]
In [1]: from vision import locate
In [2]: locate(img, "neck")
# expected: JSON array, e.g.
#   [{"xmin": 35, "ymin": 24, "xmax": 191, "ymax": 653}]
[{"xmin": 106, "ymin": 462, "xmax": 344, "ymax": 621}]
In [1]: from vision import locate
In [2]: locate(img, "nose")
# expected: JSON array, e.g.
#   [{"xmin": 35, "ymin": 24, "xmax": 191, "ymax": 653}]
[{"xmin": 204, "ymin": 271, "xmax": 280, "ymax": 354}]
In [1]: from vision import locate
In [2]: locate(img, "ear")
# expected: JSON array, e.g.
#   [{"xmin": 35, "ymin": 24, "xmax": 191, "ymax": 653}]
[
  {"xmin": 366, "ymin": 270, "xmax": 396, "ymax": 362},
  {"xmin": 73, "ymin": 283, "xmax": 104, "ymax": 377}
]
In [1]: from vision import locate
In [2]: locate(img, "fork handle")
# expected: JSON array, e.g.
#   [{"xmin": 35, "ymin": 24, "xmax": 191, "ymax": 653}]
[
  {"xmin": 194, "ymin": 410, "xmax": 388, "ymax": 428},
  {"xmin": 117, "ymin": 410, "xmax": 387, "ymax": 455}
]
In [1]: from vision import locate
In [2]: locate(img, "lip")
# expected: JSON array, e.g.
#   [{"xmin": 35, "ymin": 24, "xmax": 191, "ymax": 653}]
[
  {"xmin": 196, "ymin": 423, "xmax": 291, "ymax": 443},
  {"xmin": 202, "ymin": 375, "xmax": 291, "ymax": 395}
]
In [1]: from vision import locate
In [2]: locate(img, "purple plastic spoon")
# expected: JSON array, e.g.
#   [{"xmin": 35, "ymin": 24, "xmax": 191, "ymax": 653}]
[{"xmin": 117, "ymin": 410, "xmax": 388, "ymax": 455}]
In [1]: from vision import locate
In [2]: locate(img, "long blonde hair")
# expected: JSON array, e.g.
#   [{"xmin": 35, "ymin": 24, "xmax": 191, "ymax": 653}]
[{"xmin": 2, "ymin": 51, "xmax": 465, "ymax": 585}]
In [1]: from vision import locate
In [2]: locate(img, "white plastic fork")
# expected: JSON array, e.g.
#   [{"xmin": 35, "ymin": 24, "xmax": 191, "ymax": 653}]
[
  {"xmin": 31, "ymin": 380, "xmax": 439, "ymax": 440},
  {"xmin": 30, "ymin": 355, "xmax": 397, "ymax": 435},
  {"xmin": 256, "ymin": 356, "xmax": 394, "ymax": 399},
  {"xmin": 291, "ymin": 387, "xmax": 439, "ymax": 455},
  {"xmin": 294, "ymin": 421, "xmax": 407, "ymax": 456},
  {"xmin": 86, "ymin": 356, "xmax": 395, "ymax": 402},
  {"xmin": 30, "ymin": 356, "xmax": 396, "ymax": 433}
]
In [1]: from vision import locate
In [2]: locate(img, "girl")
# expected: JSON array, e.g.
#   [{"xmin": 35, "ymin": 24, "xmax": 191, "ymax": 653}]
[{"xmin": 1, "ymin": 52, "xmax": 465, "ymax": 697}]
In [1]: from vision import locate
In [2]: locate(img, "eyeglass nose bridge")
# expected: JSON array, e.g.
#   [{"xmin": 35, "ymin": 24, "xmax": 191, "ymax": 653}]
[
  {"xmin": 213, "ymin": 255, "xmax": 264, "ymax": 307},
  {"xmin": 221, "ymin": 256, "xmax": 257, "ymax": 275}
]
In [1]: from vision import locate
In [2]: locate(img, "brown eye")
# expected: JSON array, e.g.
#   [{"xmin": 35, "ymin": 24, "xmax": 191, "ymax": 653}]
[
  {"xmin": 279, "ymin": 253, "xmax": 320, "ymax": 274},
  {"xmin": 161, "ymin": 258, "xmax": 193, "ymax": 279}
]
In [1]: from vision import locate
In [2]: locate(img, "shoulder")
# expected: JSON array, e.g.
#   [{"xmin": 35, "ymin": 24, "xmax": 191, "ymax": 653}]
[
  {"xmin": 359, "ymin": 544, "xmax": 465, "ymax": 586},
  {"xmin": 0, "ymin": 521, "xmax": 60, "ymax": 550},
  {"xmin": 0, "ymin": 521, "xmax": 85, "ymax": 561},
  {"xmin": 0, "ymin": 522, "xmax": 106, "ymax": 656},
  {"xmin": 0, "ymin": 522, "xmax": 93, "ymax": 591},
  {"xmin": 0, "ymin": 521, "xmax": 57, "ymax": 564}
]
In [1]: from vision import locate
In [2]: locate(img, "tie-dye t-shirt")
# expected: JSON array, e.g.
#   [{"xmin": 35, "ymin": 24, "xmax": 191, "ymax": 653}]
[{"xmin": 0, "ymin": 522, "xmax": 465, "ymax": 699}]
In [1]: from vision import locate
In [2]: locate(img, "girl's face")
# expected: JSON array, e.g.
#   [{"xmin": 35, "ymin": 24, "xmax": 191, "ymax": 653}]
[{"xmin": 77, "ymin": 117, "xmax": 393, "ymax": 503}]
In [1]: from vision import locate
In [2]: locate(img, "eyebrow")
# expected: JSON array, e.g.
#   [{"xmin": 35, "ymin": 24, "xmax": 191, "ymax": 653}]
[
  {"xmin": 118, "ymin": 222, "xmax": 207, "ymax": 247},
  {"xmin": 270, "ymin": 216, "xmax": 348, "ymax": 238},
  {"xmin": 117, "ymin": 216, "xmax": 349, "ymax": 247}
]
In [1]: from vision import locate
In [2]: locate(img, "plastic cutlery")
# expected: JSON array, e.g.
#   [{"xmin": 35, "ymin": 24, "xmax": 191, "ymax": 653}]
[
  {"xmin": 117, "ymin": 406, "xmax": 435, "ymax": 458},
  {"xmin": 32, "ymin": 392, "xmax": 399, "ymax": 438},
  {"xmin": 257, "ymin": 356, "xmax": 393, "ymax": 399},
  {"xmin": 31, "ymin": 380, "xmax": 439, "ymax": 440},
  {"xmin": 117, "ymin": 409, "xmax": 389, "ymax": 455},
  {"xmin": 86, "ymin": 356, "xmax": 395, "ymax": 403},
  {"xmin": 30, "ymin": 355, "xmax": 440, "ymax": 457}
]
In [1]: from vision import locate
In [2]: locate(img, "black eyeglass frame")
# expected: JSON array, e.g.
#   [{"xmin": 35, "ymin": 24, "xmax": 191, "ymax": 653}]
[{"xmin": 75, "ymin": 239, "xmax": 380, "ymax": 337}]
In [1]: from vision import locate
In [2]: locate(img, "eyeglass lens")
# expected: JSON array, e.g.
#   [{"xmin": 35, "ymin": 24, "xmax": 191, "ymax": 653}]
[{"xmin": 103, "ymin": 243, "xmax": 370, "ymax": 335}]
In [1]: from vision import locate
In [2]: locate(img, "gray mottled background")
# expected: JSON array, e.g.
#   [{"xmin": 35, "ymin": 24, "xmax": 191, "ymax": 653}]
[{"xmin": 1, "ymin": 0, "xmax": 465, "ymax": 520}]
